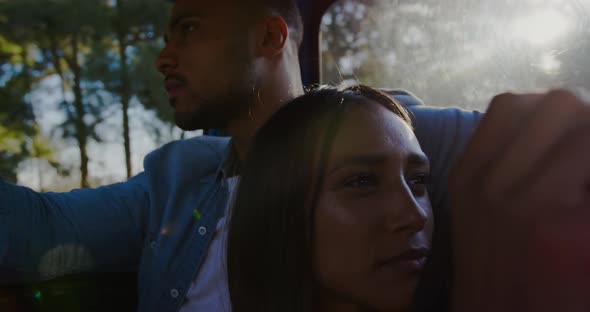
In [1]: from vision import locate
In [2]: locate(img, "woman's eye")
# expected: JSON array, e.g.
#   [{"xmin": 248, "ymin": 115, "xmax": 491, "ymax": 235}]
[
  {"xmin": 412, "ymin": 173, "xmax": 431, "ymax": 185},
  {"xmin": 344, "ymin": 173, "xmax": 378, "ymax": 189},
  {"xmin": 408, "ymin": 173, "xmax": 431, "ymax": 194}
]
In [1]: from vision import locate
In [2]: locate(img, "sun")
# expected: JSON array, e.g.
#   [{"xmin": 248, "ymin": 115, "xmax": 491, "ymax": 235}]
[{"xmin": 512, "ymin": 9, "xmax": 573, "ymax": 45}]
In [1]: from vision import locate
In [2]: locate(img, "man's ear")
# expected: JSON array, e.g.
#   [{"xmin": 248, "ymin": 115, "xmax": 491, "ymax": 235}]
[{"xmin": 255, "ymin": 15, "xmax": 289, "ymax": 58}]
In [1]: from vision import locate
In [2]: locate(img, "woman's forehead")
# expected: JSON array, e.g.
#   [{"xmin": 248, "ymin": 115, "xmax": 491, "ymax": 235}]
[{"xmin": 328, "ymin": 104, "xmax": 422, "ymax": 163}]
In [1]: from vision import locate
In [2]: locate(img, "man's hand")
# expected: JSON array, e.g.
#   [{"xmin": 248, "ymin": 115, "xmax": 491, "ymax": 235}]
[{"xmin": 449, "ymin": 90, "xmax": 590, "ymax": 312}]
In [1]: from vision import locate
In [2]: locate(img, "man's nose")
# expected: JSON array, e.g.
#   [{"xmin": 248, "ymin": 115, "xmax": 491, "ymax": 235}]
[{"xmin": 155, "ymin": 44, "xmax": 178, "ymax": 75}]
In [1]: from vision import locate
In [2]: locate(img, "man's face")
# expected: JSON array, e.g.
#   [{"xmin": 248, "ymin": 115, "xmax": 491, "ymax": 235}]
[{"xmin": 156, "ymin": 0, "xmax": 256, "ymax": 130}]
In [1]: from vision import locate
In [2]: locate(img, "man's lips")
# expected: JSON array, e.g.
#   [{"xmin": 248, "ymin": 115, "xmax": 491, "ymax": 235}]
[{"xmin": 164, "ymin": 76, "xmax": 187, "ymax": 97}]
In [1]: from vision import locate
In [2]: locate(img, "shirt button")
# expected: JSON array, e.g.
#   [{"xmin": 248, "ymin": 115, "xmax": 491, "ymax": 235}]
[
  {"xmin": 198, "ymin": 226, "xmax": 207, "ymax": 236},
  {"xmin": 170, "ymin": 288, "xmax": 179, "ymax": 298}
]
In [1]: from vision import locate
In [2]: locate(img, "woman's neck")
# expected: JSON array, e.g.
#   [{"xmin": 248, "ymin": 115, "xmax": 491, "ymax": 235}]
[
  {"xmin": 315, "ymin": 292, "xmax": 379, "ymax": 312},
  {"xmin": 316, "ymin": 302, "xmax": 368, "ymax": 312}
]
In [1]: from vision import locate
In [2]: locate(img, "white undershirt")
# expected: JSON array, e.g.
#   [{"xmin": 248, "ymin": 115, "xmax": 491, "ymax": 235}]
[{"xmin": 179, "ymin": 177, "xmax": 239, "ymax": 312}]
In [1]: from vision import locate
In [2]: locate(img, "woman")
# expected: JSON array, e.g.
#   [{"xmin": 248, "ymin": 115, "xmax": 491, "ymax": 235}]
[{"xmin": 227, "ymin": 85, "xmax": 438, "ymax": 312}]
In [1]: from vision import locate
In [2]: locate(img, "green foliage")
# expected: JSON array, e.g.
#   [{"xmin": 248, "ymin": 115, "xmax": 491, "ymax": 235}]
[
  {"xmin": 0, "ymin": 54, "xmax": 56, "ymax": 182},
  {"xmin": 111, "ymin": 0, "xmax": 169, "ymax": 43},
  {"xmin": 87, "ymin": 0, "xmax": 172, "ymax": 124},
  {"xmin": 132, "ymin": 40, "xmax": 173, "ymax": 124},
  {"xmin": 0, "ymin": 0, "xmax": 172, "ymax": 186}
]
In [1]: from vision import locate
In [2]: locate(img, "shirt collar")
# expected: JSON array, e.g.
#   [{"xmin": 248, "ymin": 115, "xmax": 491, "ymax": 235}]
[{"xmin": 216, "ymin": 139, "xmax": 240, "ymax": 182}]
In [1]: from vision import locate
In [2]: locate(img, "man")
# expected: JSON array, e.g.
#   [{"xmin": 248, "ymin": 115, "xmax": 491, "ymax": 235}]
[{"xmin": 0, "ymin": 0, "xmax": 589, "ymax": 311}]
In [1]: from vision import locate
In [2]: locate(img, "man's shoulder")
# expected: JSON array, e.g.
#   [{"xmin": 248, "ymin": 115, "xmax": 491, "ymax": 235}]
[
  {"xmin": 143, "ymin": 135, "xmax": 231, "ymax": 174},
  {"xmin": 166, "ymin": 135, "xmax": 230, "ymax": 152}
]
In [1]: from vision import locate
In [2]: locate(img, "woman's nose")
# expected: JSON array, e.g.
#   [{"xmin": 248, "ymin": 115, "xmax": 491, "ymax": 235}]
[{"xmin": 385, "ymin": 186, "xmax": 429, "ymax": 234}]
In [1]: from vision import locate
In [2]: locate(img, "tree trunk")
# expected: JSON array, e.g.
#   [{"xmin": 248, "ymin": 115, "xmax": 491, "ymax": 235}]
[
  {"xmin": 21, "ymin": 49, "xmax": 44, "ymax": 191},
  {"xmin": 116, "ymin": 0, "xmax": 133, "ymax": 179},
  {"xmin": 70, "ymin": 34, "xmax": 90, "ymax": 188}
]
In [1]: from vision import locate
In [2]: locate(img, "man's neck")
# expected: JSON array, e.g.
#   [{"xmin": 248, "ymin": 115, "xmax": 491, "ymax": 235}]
[
  {"xmin": 228, "ymin": 83, "xmax": 303, "ymax": 162},
  {"xmin": 228, "ymin": 41, "xmax": 305, "ymax": 161},
  {"xmin": 228, "ymin": 118, "xmax": 260, "ymax": 163}
]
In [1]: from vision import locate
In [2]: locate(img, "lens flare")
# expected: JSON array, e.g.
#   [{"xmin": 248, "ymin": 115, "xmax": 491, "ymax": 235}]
[{"xmin": 512, "ymin": 10, "xmax": 572, "ymax": 45}]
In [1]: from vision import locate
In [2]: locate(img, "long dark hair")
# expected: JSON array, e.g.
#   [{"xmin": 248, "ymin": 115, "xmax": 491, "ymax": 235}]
[{"xmin": 226, "ymin": 85, "xmax": 412, "ymax": 312}]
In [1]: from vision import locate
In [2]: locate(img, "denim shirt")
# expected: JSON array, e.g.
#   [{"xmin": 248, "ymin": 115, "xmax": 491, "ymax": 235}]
[
  {"xmin": 0, "ymin": 92, "xmax": 482, "ymax": 312},
  {"xmin": 0, "ymin": 136, "xmax": 232, "ymax": 312}
]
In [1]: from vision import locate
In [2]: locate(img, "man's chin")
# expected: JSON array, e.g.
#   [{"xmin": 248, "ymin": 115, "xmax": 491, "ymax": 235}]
[
  {"xmin": 174, "ymin": 111, "xmax": 228, "ymax": 131},
  {"xmin": 174, "ymin": 112, "xmax": 204, "ymax": 131}
]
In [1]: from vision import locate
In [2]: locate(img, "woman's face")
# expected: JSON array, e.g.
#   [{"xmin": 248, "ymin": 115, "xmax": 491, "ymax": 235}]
[{"xmin": 313, "ymin": 102, "xmax": 434, "ymax": 312}]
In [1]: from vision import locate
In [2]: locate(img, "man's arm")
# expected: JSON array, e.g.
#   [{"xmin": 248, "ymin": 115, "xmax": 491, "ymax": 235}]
[
  {"xmin": 0, "ymin": 173, "xmax": 149, "ymax": 284},
  {"xmin": 450, "ymin": 90, "xmax": 590, "ymax": 312},
  {"xmin": 406, "ymin": 105, "xmax": 483, "ymax": 211}
]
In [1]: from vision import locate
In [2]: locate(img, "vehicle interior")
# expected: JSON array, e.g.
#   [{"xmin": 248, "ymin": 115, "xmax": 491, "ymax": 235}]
[{"xmin": 1, "ymin": 0, "xmax": 588, "ymax": 310}]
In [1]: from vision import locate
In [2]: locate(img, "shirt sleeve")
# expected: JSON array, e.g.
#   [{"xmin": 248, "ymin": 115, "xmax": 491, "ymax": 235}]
[
  {"xmin": 406, "ymin": 105, "xmax": 483, "ymax": 212},
  {"xmin": 405, "ymin": 105, "xmax": 483, "ymax": 312},
  {"xmin": 0, "ymin": 173, "xmax": 150, "ymax": 284}
]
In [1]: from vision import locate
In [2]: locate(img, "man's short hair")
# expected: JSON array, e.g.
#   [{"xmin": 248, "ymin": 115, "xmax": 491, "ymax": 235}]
[{"xmin": 168, "ymin": 0, "xmax": 304, "ymax": 45}]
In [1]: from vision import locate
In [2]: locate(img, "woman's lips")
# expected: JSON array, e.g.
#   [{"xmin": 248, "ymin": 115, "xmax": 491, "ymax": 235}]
[
  {"xmin": 393, "ymin": 256, "xmax": 427, "ymax": 272},
  {"xmin": 378, "ymin": 248, "xmax": 429, "ymax": 273}
]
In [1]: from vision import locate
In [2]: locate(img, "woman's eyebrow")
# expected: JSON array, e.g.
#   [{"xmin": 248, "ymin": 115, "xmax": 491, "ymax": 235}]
[
  {"xmin": 328, "ymin": 154, "xmax": 389, "ymax": 174},
  {"xmin": 328, "ymin": 152, "xmax": 429, "ymax": 174}
]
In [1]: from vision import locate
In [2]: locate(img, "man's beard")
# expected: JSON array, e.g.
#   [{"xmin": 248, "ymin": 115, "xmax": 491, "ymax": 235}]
[
  {"xmin": 173, "ymin": 86, "xmax": 254, "ymax": 131},
  {"xmin": 174, "ymin": 44, "xmax": 256, "ymax": 131}
]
